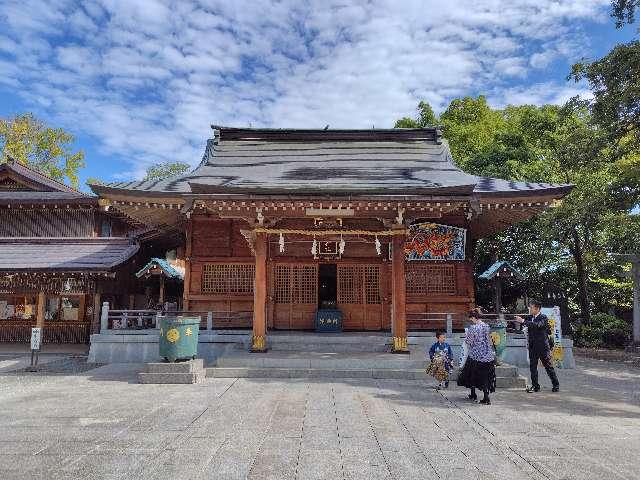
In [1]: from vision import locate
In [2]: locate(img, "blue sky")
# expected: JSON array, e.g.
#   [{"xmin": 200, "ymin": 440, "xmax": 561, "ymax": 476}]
[{"xmin": 0, "ymin": 1, "xmax": 637, "ymax": 190}]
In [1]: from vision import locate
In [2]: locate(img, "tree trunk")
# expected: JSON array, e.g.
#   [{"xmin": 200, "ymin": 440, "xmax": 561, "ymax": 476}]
[{"xmin": 571, "ymin": 227, "xmax": 591, "ymax": 324}]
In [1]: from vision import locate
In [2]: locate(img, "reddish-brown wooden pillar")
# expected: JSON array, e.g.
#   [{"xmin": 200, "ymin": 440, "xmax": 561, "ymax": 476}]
[
  {"xmin": 391, "ymin": 234, "xmax": 409, "ymax": 353},
  {"xmin": 36, "ymin": 291, "xmax": 46, "ymax": 329},
  {"xmin": 183, "ymin": 217, "xmax": 193, "ymax": 311},
  {"xmin": 251, "ymin": 232, "xmax": 268, "ymax": 352}
]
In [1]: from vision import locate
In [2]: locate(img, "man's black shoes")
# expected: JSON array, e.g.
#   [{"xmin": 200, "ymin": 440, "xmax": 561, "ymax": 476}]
[{"xmin": 525, "ymin": 385, "xmax": 560, "ymax": 393}]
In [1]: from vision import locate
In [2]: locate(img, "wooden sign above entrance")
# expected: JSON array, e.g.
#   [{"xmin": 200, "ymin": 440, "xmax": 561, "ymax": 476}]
[{"xmin": 318, "ymin": 241, "xmax": 338, "ymax": 256}]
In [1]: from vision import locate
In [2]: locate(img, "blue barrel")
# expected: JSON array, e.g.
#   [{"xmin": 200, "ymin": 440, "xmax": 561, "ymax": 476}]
[{"xmin": 158, "ymin": 316, "xmax": 200, "ymax": 362}]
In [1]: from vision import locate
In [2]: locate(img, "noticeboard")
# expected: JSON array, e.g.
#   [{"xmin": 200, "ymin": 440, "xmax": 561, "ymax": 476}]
[{"xmin": 30, "ymin": 327, "xmax": 42, "ymax": 351}]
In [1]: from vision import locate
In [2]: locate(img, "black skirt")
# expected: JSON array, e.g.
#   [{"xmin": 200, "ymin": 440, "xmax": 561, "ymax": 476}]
[{"xmin": 457, "ymin": 358, "xmax": 496, "ymax": 392}]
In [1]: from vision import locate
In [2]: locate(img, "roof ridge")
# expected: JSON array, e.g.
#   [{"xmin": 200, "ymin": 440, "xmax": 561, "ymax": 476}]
[
  {"xmin": 211, "ymin": 126, "xmax": 443, "ymax": 143},
  {"xmin": 3, "ymin": 157, "xmax": 83, "ymax": 194}
]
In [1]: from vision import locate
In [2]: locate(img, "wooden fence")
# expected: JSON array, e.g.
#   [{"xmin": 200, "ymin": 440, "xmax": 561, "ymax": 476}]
[{"xmin": 0, "ymin": 320, "xmax": 90, "ymax": 343}]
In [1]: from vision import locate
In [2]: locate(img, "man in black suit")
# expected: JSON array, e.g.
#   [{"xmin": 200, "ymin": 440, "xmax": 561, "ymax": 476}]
[{"xmin": 514, "ymin": 300, "xmax": 560, "ymax": 393}]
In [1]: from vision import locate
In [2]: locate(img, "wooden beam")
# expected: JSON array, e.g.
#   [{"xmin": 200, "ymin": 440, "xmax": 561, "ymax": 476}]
[
  {"xmin": 251, "ymin": 232, "xmax": 268, "ymax": 352},
  {"xmin": 391, "ymin": 234, "xmax": 408, "ymax": 353}
]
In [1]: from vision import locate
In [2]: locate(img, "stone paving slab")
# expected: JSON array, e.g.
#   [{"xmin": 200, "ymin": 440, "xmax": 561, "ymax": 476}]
[{"xmin": 0, "ymin": 358, "xmax": 638, "ymax": 479}]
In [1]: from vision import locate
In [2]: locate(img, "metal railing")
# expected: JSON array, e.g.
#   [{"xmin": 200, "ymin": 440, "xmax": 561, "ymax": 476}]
[
  {"xmin": 406, "ymin": 312, "xmax": 525, "ymax": 333},
  {"xmin": 99, "ymin": 303, "xmax": 253, "ymax": 333},
  {"xmin": 99, "ymin": 303, "xmax": 526, "ymax": 335}
]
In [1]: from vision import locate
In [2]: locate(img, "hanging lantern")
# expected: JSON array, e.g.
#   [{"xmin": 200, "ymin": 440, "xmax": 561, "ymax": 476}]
[
  {"xmin": 375, "ymin": 236, "xmax": 381, "ymax": 255},
  {"xmin": 339, "ymin": 236, "xmax": 345, "ymax": 255},
  {"xmin": 311, "ymin": 237, "xmax": 317, "ymax": 256},
  {"xmin": 279, "ymin": 233, "xmax": 285, "ymax": 253}
]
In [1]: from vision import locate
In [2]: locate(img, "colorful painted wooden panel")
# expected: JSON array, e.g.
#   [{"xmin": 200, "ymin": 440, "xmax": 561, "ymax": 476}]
[{"xmin": 404, "ymin": 222, "xmax": 466, "ymax": 261}]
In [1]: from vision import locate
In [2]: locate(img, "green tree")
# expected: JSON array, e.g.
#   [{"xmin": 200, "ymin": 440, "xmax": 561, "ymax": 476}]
[
  {"xmin": 85, "ymin": 177, "xmax": 104, "ymax": 187},
  {"xmin": 439, "ymin": 96, "xmax": 505, "ymax": 168},
  {"xmin": 396, "ymin": 97, "xmax": 636, "ymax": 324},
  {"xmin": 143, "ymin": 161, "xmax": 191, "ymax": 181},
  {"xmin": 611, "ymin": 0, "xmax": 638, "ymax": 27},
  {"xmin": 394, "ymin": 101, "xmax": 438, "ymax": 128},
  {"xmin": 571, "ymin": 41, "xmax": 640, "ymax": 154},
  {"xmin": 0, "ymin": 113, "xmax": 85, "ymax": 188}
]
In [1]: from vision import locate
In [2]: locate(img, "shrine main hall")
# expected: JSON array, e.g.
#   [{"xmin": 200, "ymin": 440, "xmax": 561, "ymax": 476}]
[{"xmin": 91, "ymin": 126, "xmax": 571, "ymax": 353}]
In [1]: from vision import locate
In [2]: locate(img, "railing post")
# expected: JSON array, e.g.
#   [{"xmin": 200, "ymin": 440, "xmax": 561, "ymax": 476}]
[
  {"xmin": 100, "ymin": 302, "xmax": 109, "ymax": 332},
  {"xmin": 137, "ymin": 313, "xmax": 143, "ymax": 328},
  {"xmin": 122, "ymin": 311, "xmax": 128, "ymax": 329},
  {"xmin": 207, "ymin": 311, "xmax": 213, "ymax": 331},
  {"xmin": 155, "ymin": 311, "xmax": 162, "ymax": 328},
  {"xmin": 446, "ymin": 313, "xmax": 453, "ymax": 335}
]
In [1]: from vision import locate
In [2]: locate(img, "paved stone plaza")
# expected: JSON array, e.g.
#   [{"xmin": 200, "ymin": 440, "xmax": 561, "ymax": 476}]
[{"xmin": 0, "ymin": 357, "xmax": 638, "ymax": 480}]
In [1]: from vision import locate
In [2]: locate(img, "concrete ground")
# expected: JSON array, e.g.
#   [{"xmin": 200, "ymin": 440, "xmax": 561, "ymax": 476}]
[
  {"xmin": 0, "ymin": 358, "xmax": 638, "ymax": 480},
  {"xmin": 0, "ymin": 343, "xmax": 89, "ymax": 373}
]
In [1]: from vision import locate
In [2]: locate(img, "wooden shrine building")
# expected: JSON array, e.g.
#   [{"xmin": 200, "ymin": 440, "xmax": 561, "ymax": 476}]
[
  {"xmin": 0, "ymin": 160, "xmax": 142, "ymax": 344},
  {"xmin": 91, "ymin": 127, "xmax": 572, "ymax": 352}
]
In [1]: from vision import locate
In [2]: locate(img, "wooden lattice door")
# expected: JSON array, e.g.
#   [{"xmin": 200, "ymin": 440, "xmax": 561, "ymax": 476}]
[
  {"xmin": 272, "ymin": 263, "xmax": 318, "ymax": 330},
  {"xmin": 337, "ymin": 264, "xmax": 383, "ymax": 330}
]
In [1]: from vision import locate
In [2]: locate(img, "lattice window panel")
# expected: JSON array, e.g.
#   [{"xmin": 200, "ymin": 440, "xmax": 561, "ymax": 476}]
[
  {"xmin": 338, "ymin": 265, "xmax": 380, "ymax": 305},
  {"xmin": 406, "ymin": 264, "xmax": 456, "ymax": 295},
  {"xmin": 273, "ymin": 264, "xmax": 317, "ymax": 304},
  {"xmin": 201, "ymin": 264, "xmax": 255, "ymax": 294},
  {"xmin": 338, "ymin": 265, "xmax": 361, "ymax": 304},
  {"xmin": 273, "ymin": 264, "xmax": 291, "ymax": 303},
  {"xmin": 364, "ymin": 265, "xmax": 381, "ymax": 304}
]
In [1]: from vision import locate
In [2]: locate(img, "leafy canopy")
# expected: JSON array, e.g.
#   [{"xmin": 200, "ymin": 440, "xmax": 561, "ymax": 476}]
[
  {"xmin": 571, "ymin": 41, "xmax": 640, "ymax": 153},
  {"xmin": 143, "ymin": 161, "xmax": 191, "ymax": 181},
  {"xmin": 611, "ymin": 0, "xmax": 638, "ymax": 27},
  {"xmin": 0, "ymin": 113, "xmax": 85, "ymax": 188}
]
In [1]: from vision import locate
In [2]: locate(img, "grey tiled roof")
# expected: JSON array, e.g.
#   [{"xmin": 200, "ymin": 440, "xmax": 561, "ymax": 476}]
[
  {"xmin": 90, "ymin": 127, "xmax": 572, "ymax": 198},
  {"xmin": 0, "ymin": 238, "xmax": 139, "ymax": 271},
  {"xmin": 0, "ymin": 191, "xmax": 94, "ymax": 203},
  {"xmin": 473, "ymin": 177, "xmax": 572, "ymax": 197},
  {"xmin": 188, "ymin": 136, "xmax": 477, "ymax": 194},
  {"xmin": 0, "ymin": 161, "xmax": 81, "ymax": 193}
]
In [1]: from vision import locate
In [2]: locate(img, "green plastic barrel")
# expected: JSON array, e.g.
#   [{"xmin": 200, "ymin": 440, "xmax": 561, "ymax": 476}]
[
  {"xmin": 158, "ymin": 316, "xmax": 200, "ymax": 362},
  {"xmin": 489, "ymin": 322, "xmax": 507, "ymax": 364}
]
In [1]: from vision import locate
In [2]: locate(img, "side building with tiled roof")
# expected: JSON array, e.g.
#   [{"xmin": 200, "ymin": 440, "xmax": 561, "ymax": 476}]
[{"xmin": 0, "ymin": 160, "xmax": 170, "ymax": 344}]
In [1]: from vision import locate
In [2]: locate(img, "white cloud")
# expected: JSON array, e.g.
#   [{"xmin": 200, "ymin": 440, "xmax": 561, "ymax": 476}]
[
  {"xmin": 0, "ymin": 0, "xmax": 610, "ymax": 179},
  {"xmin": 489, "ymin": 82, "xmax": 594, "ymax": 108}
]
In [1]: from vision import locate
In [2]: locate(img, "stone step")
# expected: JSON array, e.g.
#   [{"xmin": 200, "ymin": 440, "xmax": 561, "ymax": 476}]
[
  {"xmin": 138, "ymin": 372, "xmax": 205, "ymax": 384},
  {"xmin": 497, "ymin": 375, "xmax": 527, "ymax": 388},
  {"xmin": 215, "ymin": 354, "xmax": 426, "ymax": 370},
  {"xmin": 205, "ymin": 367, "xmax": 527, "ymax": 387},
  {"xmin": 145, "ymin": 359, "xmax": 204, "ymax": 374},
  {"xmin": 269, "ymin": 343, "xmax": 390, "ymax": 353},
  {"xmin": 215, "ymin": 353, "xmax": 519, "ymax": 375}
]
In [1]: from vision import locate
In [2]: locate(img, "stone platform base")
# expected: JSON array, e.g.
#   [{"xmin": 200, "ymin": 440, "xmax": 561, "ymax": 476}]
[
  {"xmin": 90, "ymin": 331, "xmax": 575, "ymax": 369},
  {"xmin": 207, "ymin": 351, "xmax": 527, "ymax": 388},
  {"xmin": 138, "ymin": 359, "xmax": 205, "ymax": 384}
]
